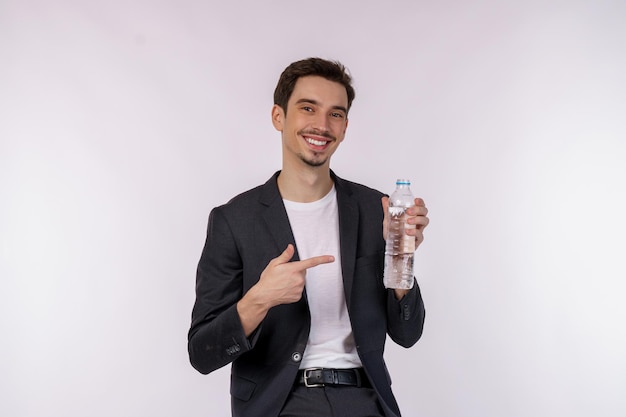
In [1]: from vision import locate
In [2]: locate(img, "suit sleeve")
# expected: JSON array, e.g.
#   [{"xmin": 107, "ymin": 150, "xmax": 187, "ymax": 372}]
[
  {"xmin": 386, "ymin": 278, "xmax": 426, "ymax": 348},
  {"xmin": 187, "ymin": 206, "xmax": 258, "ymax": 374}
]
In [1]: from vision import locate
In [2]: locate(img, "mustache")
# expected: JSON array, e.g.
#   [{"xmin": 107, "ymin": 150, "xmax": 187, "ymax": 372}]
[{"xmin": 298, "ymin": 129, "xmax": 336, "ymax": 142}]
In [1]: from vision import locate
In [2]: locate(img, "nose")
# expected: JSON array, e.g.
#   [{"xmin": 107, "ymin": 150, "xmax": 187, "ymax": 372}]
[{"xmin": 312, "ymin": 112, "xmax": 331, "ymax": 133}]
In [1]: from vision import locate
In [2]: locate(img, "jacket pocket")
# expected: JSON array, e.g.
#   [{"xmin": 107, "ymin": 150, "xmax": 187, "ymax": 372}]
[
  {"xmin": 355, "ymin": 252, "xmax": 384, "ymax": 291},
  {"xmin": 355, "ymin": 252, "xmax": 383, "ymax": 270},
  {"xmin": 230, "ymin": 374, "xmax": 256, "ymax": 401}
]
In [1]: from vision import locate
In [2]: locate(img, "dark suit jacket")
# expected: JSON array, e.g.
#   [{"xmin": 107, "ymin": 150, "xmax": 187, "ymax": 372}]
[{"xmin": 188, "ymin": 171, "xmax": 425, "ymax": 417}]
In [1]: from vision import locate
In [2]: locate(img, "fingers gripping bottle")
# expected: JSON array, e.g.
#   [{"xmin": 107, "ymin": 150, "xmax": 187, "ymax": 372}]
[{"xmin": 383, "ymin": 179, "xmax": 416, "ymax": 289}]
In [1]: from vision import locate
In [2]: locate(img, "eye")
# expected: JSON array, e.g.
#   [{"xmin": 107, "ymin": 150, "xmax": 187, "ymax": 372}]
[
  {"xmin": 301, "ymin": 106, "xmax": 314, "ymax": 112},
  {"xmin": 330, "ymin": 112, "xmax": 345, "ymax": 119}
]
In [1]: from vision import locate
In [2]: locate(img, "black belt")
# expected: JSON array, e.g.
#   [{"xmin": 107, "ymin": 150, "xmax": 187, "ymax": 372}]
[{"xmin": 297, "ymin": 368, "xmax": 371, "ymax": 388}]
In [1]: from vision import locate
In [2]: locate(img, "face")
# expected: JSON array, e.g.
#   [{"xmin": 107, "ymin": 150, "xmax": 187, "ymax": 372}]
[{"xmin": 271, "ymin": 76, "xmax": 349, "ymax": 169}]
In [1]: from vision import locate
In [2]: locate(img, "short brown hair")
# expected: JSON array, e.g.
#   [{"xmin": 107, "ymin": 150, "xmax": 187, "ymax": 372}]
[{"xmin": 273, "ymin": 57, "xmax": 355, "ymax": 114}]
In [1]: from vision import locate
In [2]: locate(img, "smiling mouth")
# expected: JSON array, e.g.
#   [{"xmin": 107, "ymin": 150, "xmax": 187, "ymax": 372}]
[
  {"xmin": 301, "ymin": 130, "xmax": 335, "ymax": 150},
  {"xmin": 305, "ymin": 137, "xmax": 330, "ymax": 147}
]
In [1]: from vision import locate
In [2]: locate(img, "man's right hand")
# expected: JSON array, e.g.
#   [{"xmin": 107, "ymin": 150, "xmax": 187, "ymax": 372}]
[{"xmin": 237, "ymin": 244, "xmax": 334, "ymax": 337}]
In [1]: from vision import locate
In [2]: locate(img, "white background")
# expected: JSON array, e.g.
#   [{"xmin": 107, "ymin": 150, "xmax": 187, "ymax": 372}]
[{"xmin": 1, "ymin": 1, "xmax": 625, "ymax": 416}]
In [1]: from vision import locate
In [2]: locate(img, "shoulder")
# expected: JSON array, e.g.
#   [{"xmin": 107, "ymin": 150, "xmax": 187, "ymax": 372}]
[
  {"xmin": 212, "ymin": 171, "xmax": 280, "ymax": 216},
  {"xmin": 333, "ymin": 172, "xmax": 384, "ymax": 200},
  {"xmin": 332, "ymin": 172, "xmax": 385, "ymax": 219},
  {"xmin": 224, "ymin": 183, "xmax": 265, "ymax": 207}
]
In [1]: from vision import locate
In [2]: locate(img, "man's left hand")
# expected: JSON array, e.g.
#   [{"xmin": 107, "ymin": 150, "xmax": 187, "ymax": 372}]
[
  {"xmin": 381, "ymin": 196, "xmax": 430, "ymax": 300},
  {"xmin": 381, "ymin": 196, "xmax": 430, "ymax": 249}
]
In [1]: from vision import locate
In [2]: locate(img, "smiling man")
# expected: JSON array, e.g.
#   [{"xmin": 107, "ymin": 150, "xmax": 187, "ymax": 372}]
[{"xmin": 188, "ymin": 57, "xmax": 429, "ymax": 417}]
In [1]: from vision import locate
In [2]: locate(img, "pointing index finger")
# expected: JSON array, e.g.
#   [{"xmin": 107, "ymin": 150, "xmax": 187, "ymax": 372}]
[{"xmin": 295, "ymin": 255, "xmax": 335, "ymax": 270}]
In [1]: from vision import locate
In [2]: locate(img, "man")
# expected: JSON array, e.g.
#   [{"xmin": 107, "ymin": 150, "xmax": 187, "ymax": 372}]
[{"xmin": 188, "ymin": 57, "xmax": 429, "ymax": 417}]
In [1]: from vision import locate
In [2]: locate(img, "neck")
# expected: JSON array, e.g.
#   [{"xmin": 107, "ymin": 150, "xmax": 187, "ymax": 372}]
[{"xmin": 277, "ymin": 164, "xmax": 334, "ymax": 203}]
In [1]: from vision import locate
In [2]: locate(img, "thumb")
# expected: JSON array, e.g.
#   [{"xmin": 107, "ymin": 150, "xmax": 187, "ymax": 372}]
[
  {"xmin": 381, "ymin": 196, "xmax": 390, "ymax": 240},
  {"xmin": 272, "ymin": 244, "xmax": 295, "ymax": 265},
  {"xmin": 381, "ymin": 196, "xmax": 389, "ymax": 212}
]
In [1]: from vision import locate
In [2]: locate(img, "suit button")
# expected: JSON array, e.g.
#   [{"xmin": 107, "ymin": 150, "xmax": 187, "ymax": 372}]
[
  {"xmin": 291, "ymin": 352, "xmax": 302, "ymax": 362},
  {"xmin": 226, "ymin": 343, "xmax": 241, "ymax": 356}
]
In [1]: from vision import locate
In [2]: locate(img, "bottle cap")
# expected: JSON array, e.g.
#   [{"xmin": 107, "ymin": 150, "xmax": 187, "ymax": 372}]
[{"xmin": 396, "ymin": 179, "xmax": 411, "ymax": 185}]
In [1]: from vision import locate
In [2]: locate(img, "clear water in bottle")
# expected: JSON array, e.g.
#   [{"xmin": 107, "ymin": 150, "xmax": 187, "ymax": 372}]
[{"xmin": 383, "ymin": 179, "xmax": 416, "ymax": 289}]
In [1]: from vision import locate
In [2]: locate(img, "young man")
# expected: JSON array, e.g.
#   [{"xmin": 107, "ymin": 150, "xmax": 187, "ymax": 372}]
[{"xmin": 188, "ymin": 57, "xmax": 429, "ymax": 417}]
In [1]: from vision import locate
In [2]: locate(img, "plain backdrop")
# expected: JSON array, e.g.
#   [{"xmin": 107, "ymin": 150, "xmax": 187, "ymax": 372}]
[{"xmin": 1, "ymin": 1, "xmax": 625, "ymax": 416}]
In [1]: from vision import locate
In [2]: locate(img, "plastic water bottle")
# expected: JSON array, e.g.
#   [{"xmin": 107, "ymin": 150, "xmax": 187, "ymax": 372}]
[{"xmin": 383, "ymin": 179, "xmax": 416, "ymax": 289}]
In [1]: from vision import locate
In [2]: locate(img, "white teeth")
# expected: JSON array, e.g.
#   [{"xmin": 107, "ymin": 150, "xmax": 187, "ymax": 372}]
[{"xmin": 306, "ymin": 137, "xmax": 327, "ymax": 146}]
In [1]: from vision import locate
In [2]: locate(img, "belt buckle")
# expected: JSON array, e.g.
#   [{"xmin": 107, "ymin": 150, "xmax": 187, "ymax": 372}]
[{"xmin": 303, "ymin": 368, "xmax": 324, "ymax": 388}]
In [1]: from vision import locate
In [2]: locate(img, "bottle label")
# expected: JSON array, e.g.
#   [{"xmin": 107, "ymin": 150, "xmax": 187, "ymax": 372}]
[
  {"xmin": 399, "ymin": 213, "xmax": 416, "ymax": 252},
  {"xmin": 387, "ymin": 208, "xmax": 416, "ymax": 253}
]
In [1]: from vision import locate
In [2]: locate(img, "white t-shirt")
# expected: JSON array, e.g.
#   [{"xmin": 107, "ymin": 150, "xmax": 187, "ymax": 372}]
[{"xmin": 283, "ymin": 186, "xmax": 362, "ymax": 369}]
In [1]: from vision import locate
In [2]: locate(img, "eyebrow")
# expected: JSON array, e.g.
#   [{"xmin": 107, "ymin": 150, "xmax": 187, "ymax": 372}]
[{"xmin": 295, "ymin": 98, "xmax": 348, "ymax": 114}]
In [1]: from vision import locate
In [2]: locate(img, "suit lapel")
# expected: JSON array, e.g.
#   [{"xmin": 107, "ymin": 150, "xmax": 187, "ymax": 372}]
[
  {"xmin": 334, "ymin": 173, "xmax": 359, "ymax": 307},
  {"xmin": 259, "ymin": 172, "xmax": 300, "ymax": 261}
]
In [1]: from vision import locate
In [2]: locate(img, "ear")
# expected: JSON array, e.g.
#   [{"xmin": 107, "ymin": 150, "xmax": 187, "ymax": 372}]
[{"xmin": 271, "ymin": 104, "xmax": 285, "ymax": 131}]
